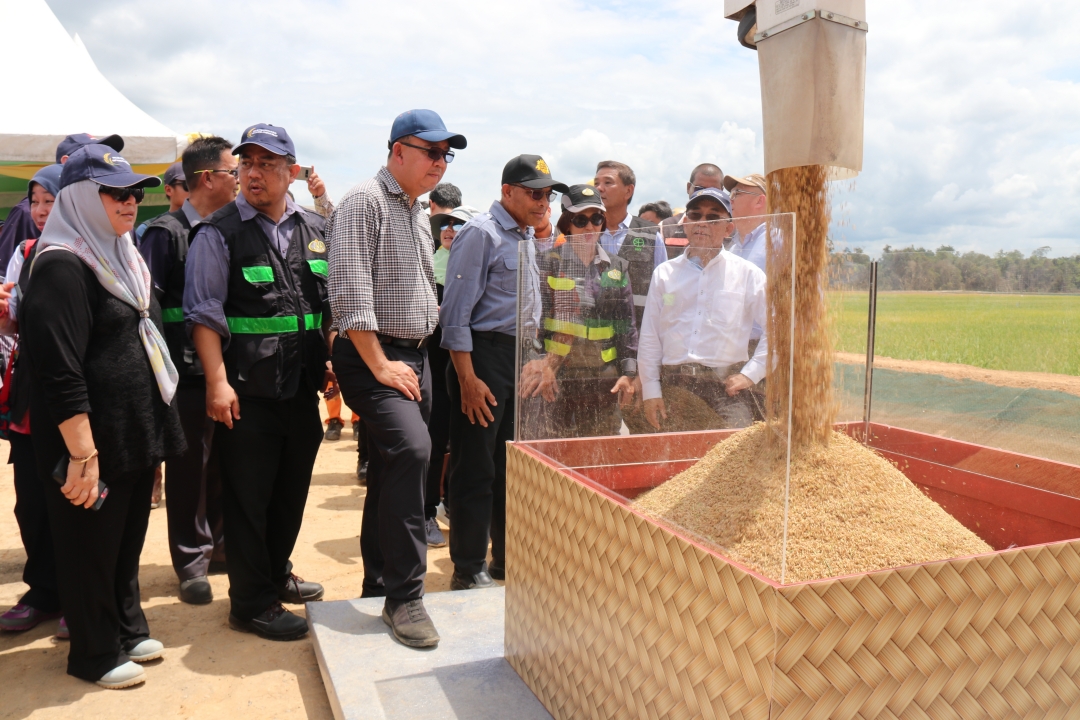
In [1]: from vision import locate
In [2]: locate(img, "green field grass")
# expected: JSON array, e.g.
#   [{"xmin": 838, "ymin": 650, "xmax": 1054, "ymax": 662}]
[{"xmin": 829, "ymin": 292, "xmax": 1080, "ymax": 376}]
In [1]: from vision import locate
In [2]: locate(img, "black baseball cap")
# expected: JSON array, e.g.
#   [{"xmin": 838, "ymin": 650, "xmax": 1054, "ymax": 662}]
[
  {"xmin": 56, "ymin": 133, "xmax": 124, "ymax": 164},
  {"xmin": 501, "ymin": 155, "xmax": 569, "ymax": 193},
  {"xmin": 561, "ymin": 184, "xmax": 605, "ymax": 213},
  {"xmin": 163, "ymin": 162, "xmax": 186, "ymax": 186},
  {"xmin": 233, "ymin": 123, "xmax": 296, "ymax": 158},
  {"xmin": 389, "ymin": 109, "xmax": 467, "ymax": 150},
  {"xmin": 59, "ymin": 144, "xmax": 162, "ymax": 191}
]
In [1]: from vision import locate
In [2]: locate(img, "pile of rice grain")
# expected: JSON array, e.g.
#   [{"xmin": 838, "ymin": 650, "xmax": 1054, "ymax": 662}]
[{"xmin": 634, "ymin": 423, "xmax": 991, "ymax": 583}]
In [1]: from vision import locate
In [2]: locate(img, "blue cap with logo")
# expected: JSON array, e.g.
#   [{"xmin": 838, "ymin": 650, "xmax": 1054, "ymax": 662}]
[
  {"xmin": 28, "ymin": 164, "xmax": 64, "ymax": 200},
  {"xmin": 59, "ymin": 144, "xmax": 163, "ymax": 191},
  {"xmin": 55, "ymin": 133, "xmax": 124, "ymax": 164},
  {"xmin": 389, "ymin": 110, "xmax": 467, "ymax": 150},
  {"xmin": 686, "ymin": 187, "xmax": 732, "ymax": 216},
  {"xmin": 233, "ymin": 123, "xmax": 296, "ymax": 158}
]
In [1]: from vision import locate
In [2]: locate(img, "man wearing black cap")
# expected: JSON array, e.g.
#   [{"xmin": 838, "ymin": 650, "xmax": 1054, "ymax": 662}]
[
  {"xmin": 136, "ymin": 163, "xmax": 188, "ymax": 244},
  {"xmin": 186, "ymin": 123, "xmax": 330, "ymax": 640},
  {"xmin": 659, "ymin": 163, "xmax": 726, "ymax": 260},
  {"xmin": 440, "ymin": 154, "xmax": 568, "ymax": 590},
  {"xmin": 140, "ymin": 136, "xmax": 237, "ymax": 605},
  {"xmin": 328, "ymin": 109, "xmax": 466, "ymax": 649}
]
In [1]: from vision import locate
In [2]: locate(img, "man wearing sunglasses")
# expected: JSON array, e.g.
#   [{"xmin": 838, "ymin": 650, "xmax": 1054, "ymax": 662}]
[
  {"xmin": 186, "ymin": 123, "xmax": 331, "ymax": 641},
  {"xmin": 327, "ymin": 109, "xmax": 466, "ymax": 650},
  {"xmin": 139, "ymin": 136, "xmax": 238, "ymax": 606},
  {"xmin": 440, "ymin": 154, "xmax": 568, "ymax": 592},
  {"xmin": 658, "ymin": 163, "xmax": 726, "ymax": 259},
  {"xmin": 636, "ymin": 188, "xmax": 768, "ymax": 433}
]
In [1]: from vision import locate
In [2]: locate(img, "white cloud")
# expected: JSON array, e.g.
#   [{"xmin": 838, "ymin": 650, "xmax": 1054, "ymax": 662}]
[{"xmin": 40, "ymin": 0, "xmax": 1080, "ymax": 256}]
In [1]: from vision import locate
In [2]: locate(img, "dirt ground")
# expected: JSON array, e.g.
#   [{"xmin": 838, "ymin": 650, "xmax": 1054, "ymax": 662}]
[
  {"xmin": 0, "ymin": 403, "xmax": 457, "ymax": 720},
  {"xmin": 835, "ymin": 351, "xmax": 1080, "ymax": 397}
]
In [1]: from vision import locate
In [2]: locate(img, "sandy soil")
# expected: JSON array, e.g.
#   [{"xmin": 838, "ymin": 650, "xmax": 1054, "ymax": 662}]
[
  {"xmin": 0, "ymin": 403, "xmax": 457, "ymax": 719},
  {"xmin": 835, "ymin": 351, "xmax": 1080, "ymax": 397}
]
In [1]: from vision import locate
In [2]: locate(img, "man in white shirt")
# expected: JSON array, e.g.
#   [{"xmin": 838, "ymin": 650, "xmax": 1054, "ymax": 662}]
[{"xmin": 636, "ymin": 188, "xmax": 768, "ymax": 431}]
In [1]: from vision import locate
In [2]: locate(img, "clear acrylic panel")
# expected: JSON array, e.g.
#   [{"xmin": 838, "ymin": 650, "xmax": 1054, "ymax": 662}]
[
  {"xmin": 859, "ymin": 249, "xmax": 1080, "ymax": 558},
  {"xmin": 512, "ymin": 212, "xmax": 799, "ymax": 583}
]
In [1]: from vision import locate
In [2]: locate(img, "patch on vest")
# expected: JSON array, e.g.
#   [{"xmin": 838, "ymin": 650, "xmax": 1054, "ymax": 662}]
[
  {"xmin": 607, "ymin": 269, "xmax": 622, "ymax": 281},
  {"xmin": 633, "ymin": 236, "xmax": 645, "ymax": 248},
  {"xmin": 308, "ymin": 239, "xmax": 326, "ymax": 253}
]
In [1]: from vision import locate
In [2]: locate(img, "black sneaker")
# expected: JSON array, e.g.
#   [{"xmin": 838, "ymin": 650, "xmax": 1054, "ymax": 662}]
[
  {"xmin": 178, "ymin": 576, "xmax": 213, "ymax": 605},
  {"xmin": 357, "ymin": 459, "xmax": 368, "ymax": 486},
  {"xmin": 351, "ymin": 420, "xmax": 360, "ymax": 440},
  {"xmin": 382, "ymin": 598, "xmax": 440, "ymax": 648},
  {"xmin": 425, "ymin": 518, "xmax": 447, "ymax": 548},
  {"xmin": 324, "ymin": 418, "xmax": 344, "ymax": 441},
  {"xmin": 277, "ymin": 573, "xmax": 324, "ymax": 604},
  {"xmin": 229, "ymin": 603, "xmax": 308, "ymax": 641},
  {"xmin": 450, "ymin": 569, "xmax": 496, "ymax": 591}
]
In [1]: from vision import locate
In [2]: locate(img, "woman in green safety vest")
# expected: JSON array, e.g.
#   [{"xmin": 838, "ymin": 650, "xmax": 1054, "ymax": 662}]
[{"xmin": 531, "ymin": 184, "xmax": 639, "ymax": 439}]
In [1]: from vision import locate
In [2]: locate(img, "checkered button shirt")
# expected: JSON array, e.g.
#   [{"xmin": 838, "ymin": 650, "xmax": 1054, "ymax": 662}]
[{"xmin": 327, "ymin": 167, "xmax": 439, "ymax": 339}]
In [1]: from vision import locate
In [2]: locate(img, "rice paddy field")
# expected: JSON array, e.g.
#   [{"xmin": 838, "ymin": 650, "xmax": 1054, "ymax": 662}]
[{"xmin": 829, "ymin": 291, "xmax": 1080, "ymax": 375}]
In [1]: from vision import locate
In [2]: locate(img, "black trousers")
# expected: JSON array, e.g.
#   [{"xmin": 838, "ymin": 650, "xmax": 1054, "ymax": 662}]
[
  {"xmin": 9, "ymin": 431, "xmax": 60, "ymax": 612},
  {"xmin": 166, "ymin": 380, "xmax": 225, "ymax": 581},
  {"xmin": 425, "ymin": 379, "xmax": 451, "ymax": 519},
  {"xmin": 446, "ymin": 333, "xmax": 516, "ymax": 576},
  {"xmin": 214, "ymin": 384, "xmax": 322, "ymax": 621},
  {"xmin": 36, "ymin": 455, "xmax": 155, "ymax": 682},
  {"xmin": 334, "ymin": 337, "xmax": 430, "ymax": 601}
]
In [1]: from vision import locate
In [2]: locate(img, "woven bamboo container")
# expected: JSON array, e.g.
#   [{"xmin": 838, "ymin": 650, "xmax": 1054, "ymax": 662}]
[{"xmin": 504, "ymin": 424, "xmax": 1080, "ymax": 719}]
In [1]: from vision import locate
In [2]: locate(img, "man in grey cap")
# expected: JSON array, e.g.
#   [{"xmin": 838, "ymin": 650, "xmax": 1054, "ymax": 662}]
[
  {"xmin": 440, "ymin": 154, "xmax": 567, "ymax": 591},
  {"xmin": 136, "ymin": 162, "xmax": 188, "ymax": 244}
]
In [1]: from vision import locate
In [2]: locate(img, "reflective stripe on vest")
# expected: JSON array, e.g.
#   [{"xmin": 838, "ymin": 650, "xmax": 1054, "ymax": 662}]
[
  {"xmin": 601, "ymin": 346, "xmax": 617, "ymax": 363},
  {"xmin": 242, "ymin": 265, "xmax": 274, "ymax": 284},
  {"xmin": 307, "ymin": 259, "xmax": 328, "ymax": 277},
  {"xmin": 226, "ymin": 312, "xmax": 323, "ymax": 334},
  {"xmin": 543, "ymin": 317, "xmax": 614, "ymax": 341},
  {"xmin": 544, "ymin": 338, "xmax": 572, "ymax": 356},
  {"xmin": 161, "ymin": 307, "xmax": 184, "ymax": 323},
  {"xmin": 547, "ymin": 276, "xmax": 576, "ymax": 291}
]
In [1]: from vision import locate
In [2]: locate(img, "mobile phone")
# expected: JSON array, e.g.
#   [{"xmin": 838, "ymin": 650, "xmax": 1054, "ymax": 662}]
[
  {"xmin": 296, "ymin": 166, "xmax": 312, "ymax": 182},
  {"xmin": 53, "ymin": 456, "xmax": 108, "ymax": 511}
]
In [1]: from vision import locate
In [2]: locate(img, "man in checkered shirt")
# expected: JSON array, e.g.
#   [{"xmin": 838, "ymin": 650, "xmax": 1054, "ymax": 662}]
[{"xmin": 327, "ymin": 109, "xmax": 466, "ymax": 650}]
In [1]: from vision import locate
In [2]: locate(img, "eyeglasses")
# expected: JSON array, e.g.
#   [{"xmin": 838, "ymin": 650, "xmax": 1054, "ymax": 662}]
[
  {"xmin": 98, "ymin": 186, "xmax": 145, "ymax": 203},
  {"xmin": 570, "ymin": 213, "xmax": 605, "ymax": 229},
  {"xmin": 730, "ymin": 188, "xmax": 764, "ymax": 201},
  {"xmin": 512, "ymin": 185, "xmax": 557, "ymax": 202},
  {"xmin": 685, "ymin": 210, "xmax": 729, "ymax": 222},
  {"xmin": 440, "ymin": 222, "xmax": 465, "ymax": 231},
  {"xmin": 398, "ymin": 141, "xmax": 455, "ymax": 164},
  {"xmin": 193, "ymin": 168, "xmax": 239, "ymax": 178}
]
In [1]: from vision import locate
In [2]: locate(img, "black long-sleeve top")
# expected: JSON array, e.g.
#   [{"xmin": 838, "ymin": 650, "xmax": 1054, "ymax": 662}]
[{"xmin": 20, "ymin": 250, "xmax": 185, "ymax": 478}]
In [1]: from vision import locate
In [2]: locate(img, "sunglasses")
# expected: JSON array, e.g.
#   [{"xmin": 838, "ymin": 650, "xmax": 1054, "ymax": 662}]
[
  {"xmin": 512, "ymin": 185, "xmax": 557, "ymax": 202},
  {"xmin": 570, "ymin": 213, "xmax": 605, "ymax": 229},
  {"xmin": 99, "ymin": 186, "xmax": 145, "ymax": 204},
  {"xmin": 440, "ymin": 222, "xmax": 465, "ymax": 231},
  {"xmin": 399, "ymin": 141, "xmax": 455, "ymax": 164},
  {"xmin": 685, "ymin": 210, "xmax": 729, "ymax": 222}
]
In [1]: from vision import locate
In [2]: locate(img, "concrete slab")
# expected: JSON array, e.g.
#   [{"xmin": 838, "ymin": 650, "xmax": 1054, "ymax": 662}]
[{"xmin": 308, "ymin": 587, "xmax": 552, "ymax": 720}]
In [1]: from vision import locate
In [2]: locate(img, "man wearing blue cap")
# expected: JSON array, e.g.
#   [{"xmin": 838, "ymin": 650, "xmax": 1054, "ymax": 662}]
[
  {"xmin": 328, "ymin": 109, "xmax": 465, "ymax": 649},
  {"xmin": 636, "ymin": 188, "xmax": 768, "ymax": 432},
  {"xmin": 186, "ymin": 123, "xmax": 330, "ymax": 641}
]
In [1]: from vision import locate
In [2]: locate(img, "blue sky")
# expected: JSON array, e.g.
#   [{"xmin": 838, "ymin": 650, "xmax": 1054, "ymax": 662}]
[{"xmin": 45, "ymin": 0, "xmax": 1080, "ymax": 258}]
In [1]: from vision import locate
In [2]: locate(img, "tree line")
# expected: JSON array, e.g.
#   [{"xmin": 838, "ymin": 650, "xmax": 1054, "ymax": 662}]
[{"xmin": 828, "ymin": 245, "xmax": 1080, "ymax": 293}]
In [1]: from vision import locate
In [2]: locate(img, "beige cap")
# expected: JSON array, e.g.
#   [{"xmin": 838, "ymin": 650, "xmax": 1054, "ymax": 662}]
[{"xmin": 723, "ymin": 172, "xmax": 766, "ymax": 194}]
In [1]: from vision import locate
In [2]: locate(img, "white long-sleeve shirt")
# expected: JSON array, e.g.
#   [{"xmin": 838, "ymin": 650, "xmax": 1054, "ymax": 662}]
[{"xmin": 638, "ymin": 249, "xmax": 768, "ymax": 400}]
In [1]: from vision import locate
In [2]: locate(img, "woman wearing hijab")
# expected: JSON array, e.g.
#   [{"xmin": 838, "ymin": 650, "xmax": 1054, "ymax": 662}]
[
  {"xmin": 20, "ymin": 144, "xmax": 185, "ymax": 689},
  {"xmin": 0, "ymin": 164, "xmax": 65, "ymax": 637}
]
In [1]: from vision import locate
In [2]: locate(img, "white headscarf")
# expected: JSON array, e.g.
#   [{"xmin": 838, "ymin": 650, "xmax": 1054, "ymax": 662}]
[{"xmin": 36, "ymin": 180, "xmax": 178, "ymax": 404}]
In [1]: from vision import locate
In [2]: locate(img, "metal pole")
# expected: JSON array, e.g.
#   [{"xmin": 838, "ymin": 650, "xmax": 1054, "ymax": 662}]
[{"xmin": 862, "ymin": 261, "xmax": 878, "ymax": 444}]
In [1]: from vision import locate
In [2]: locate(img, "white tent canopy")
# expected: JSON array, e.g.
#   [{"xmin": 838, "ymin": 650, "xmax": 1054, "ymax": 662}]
[{"xmin": 0, "ymin": 0, "xmax": 186, "ymax": 169}]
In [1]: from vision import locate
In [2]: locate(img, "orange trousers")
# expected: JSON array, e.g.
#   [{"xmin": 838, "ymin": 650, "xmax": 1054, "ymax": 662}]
[{"xmin": 325, "ymin": 394, "xmax": 359, "ymax": 425}]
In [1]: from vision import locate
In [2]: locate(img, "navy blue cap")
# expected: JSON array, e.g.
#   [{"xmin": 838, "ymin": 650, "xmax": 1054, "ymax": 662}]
[
  {"xmin": 233, "ymin": 124, "xmax": 296, "ymax": 158},
  {"xmin": 686, "ymin": 187, "xmax": 732, "ymax": 215},
  {"xmin": 56, "ymin": 133, "xmax": 123, "ymax": 164},
  {"xmin": 28, "ymin": 164, "xmax": 64, "ymax": 200},
  {"xmin": 59, "ymin": 144, "xmax": 163, "ymax": 191},
  {"xmin": 389, "ymin": 110, "xmax": 467, "ymax": 150}
]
